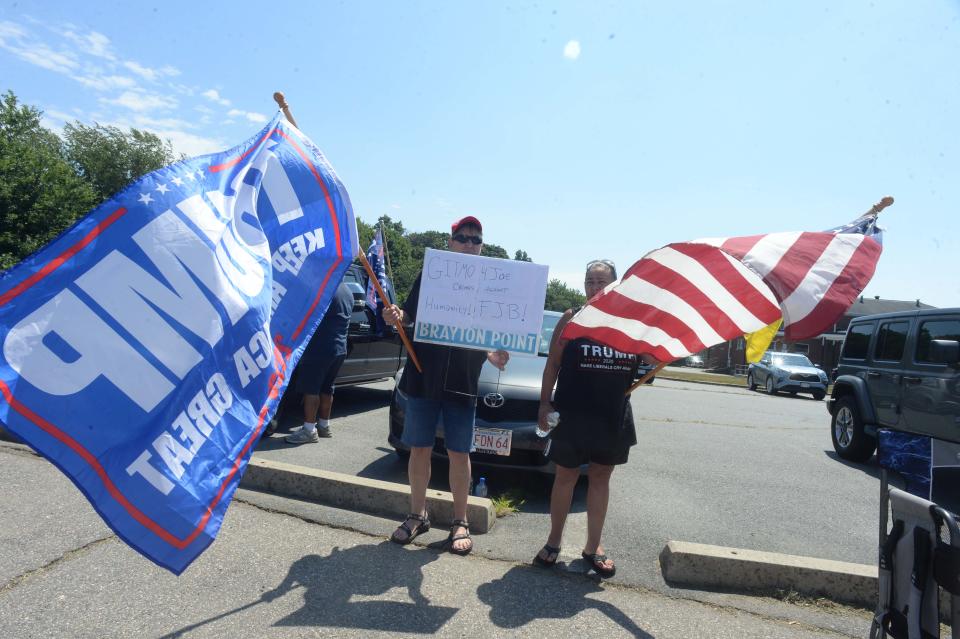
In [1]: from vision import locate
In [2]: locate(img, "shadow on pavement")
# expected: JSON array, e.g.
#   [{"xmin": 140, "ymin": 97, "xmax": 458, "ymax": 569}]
[
  {"xmin": 349, "ymin": 453, "xmax": 589, "ymax": 515},
  {"xmin": 823, "ymin": 450, "xmax": 883, "ymax": 480},
  {"xmin": 160, "ymin": 542, "xmax": 456, "ymax": 637},
  {"xmin": 477, "ymin": 565, "xmax": 654, "ymax": 637},
  {"xmin": 355, "ymin": 448, "xmax": 410, "ymax": 484}
]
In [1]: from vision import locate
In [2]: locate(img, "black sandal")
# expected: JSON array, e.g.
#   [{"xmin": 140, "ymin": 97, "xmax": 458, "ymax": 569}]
[
  {"xmin": 533, "ymin": 544, "xmax": 561, "ymax": 568},
  {"xmin": 445, "ymin": 519, "xmax": 473, "ymax": 556},
  {"xmin": 390, "ymin": 513, "xmax": 430, "ymax": 545},
  {"xmin": 582, "ymin": 551, "xmax": 616, "ymax": 578}
]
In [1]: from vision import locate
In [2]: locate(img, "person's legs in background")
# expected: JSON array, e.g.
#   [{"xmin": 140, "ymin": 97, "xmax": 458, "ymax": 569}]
[{"xmin": 286, "ymin": 355, "xmax": 345, "ymax": 444}]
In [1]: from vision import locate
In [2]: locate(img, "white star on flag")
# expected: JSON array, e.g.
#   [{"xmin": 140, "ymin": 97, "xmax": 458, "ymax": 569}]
[
  {"xmin": 171, "ymin": 176, "xmax": 184, "ymax": 187},
  {"xmin": 184, "ymin": 173, "xmax": 196, "ymax": 181},
  {"xmin": 155, "ymin": 183, "xmax": 170, "ymax": 194},
  {"xmin": 137, "ymin": 193, "xmax": 154, "ymax": 205},
  {"xmin": 195, "ymin": 170, "xmax": 204, "ymax": 180}
]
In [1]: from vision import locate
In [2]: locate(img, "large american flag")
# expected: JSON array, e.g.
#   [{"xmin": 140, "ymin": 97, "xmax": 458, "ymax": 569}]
[{"xmin": 562, "ymin": 209, "xmax": 885, "ymax": 362}]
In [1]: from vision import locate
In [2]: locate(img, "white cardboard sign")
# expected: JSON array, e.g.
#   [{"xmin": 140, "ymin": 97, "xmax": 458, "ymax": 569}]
[{"xmin": 413, "ymin": 248, "xmax": 549, "ymax": 356}]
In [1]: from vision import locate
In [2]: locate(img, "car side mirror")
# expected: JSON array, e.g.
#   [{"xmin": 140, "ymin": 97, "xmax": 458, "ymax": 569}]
[{"xmin": 930, "ymin": 339, "xmax": 960, "ymax": 365}]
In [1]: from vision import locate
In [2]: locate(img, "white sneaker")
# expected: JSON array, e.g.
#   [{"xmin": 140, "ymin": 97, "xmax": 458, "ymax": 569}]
[
  {"xmin": 285, "ymin": 427, "xmax": 319, "ymax": 444},
  {"xmin": 316, "ymin": 425, "xmax": 332, "ymax": 438}
]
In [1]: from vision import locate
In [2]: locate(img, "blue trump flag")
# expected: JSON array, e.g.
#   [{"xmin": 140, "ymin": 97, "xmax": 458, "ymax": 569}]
[{"xmin": 0, "ymin": 113, "xmax": 358, "ymax": 574}]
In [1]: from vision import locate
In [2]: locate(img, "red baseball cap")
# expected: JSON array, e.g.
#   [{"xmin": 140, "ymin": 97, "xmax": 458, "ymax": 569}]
[{"xmin": 451, "ymin": 215, "xmax": 482, "ymax": 234}]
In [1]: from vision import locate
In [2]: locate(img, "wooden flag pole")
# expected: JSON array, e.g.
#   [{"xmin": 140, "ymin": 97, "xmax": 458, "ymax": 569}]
[
  {"xmin": 358, "ymin": 251, "xmax": 423, "ymax": 372},
  {"xmin": 270, "ymin": 91, "xmax": 423, "ymax": 373},
  {"xmin": 626, "ymin": 361, "xmax": 668, "ymax": 395},
  {"xmin": 868, "ymin": 196, "xmax": 894, "ymax": 216},
  {"xmin": 273, "ymin": 92, "xmax": 299, "ymax": 128}
]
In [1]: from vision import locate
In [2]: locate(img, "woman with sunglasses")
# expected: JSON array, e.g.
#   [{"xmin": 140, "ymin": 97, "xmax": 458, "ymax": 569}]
[{"xmin": 533, "ymin": 259, "xmax": 656, "ymax": 578}]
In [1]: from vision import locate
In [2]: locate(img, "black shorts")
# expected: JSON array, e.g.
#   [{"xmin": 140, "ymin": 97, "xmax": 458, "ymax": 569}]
[
  {"xmin": 295, "ymin": 353, "xmax": 346, "ymax": 395},
  {"xmin": 547, "ymin": 404, "xmax": 636, "ymax": 469}
]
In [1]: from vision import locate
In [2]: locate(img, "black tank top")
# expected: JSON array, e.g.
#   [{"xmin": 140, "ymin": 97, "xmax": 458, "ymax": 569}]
[{"xmin": 553, "ymin": 336, "xmax": 639, "ymax": 426}]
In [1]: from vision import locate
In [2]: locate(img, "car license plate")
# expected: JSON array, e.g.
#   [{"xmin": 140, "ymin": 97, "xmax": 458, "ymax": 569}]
[
  {"xmin": 801, "ymin": 382, "xmax": 810, "ymax": 388},
  {"xmin": 473, "ymin": 428, "xmax": 512, "ymax": 456}
]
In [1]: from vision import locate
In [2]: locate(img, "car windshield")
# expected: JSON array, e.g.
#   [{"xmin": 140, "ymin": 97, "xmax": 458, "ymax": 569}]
[
  {"xmin": 538, "ymin": 312, "xmax": 562, "ymax": 355},
  {"xmin": 771, "ymin": 353, "xmax": 814, "ymax": 367}
]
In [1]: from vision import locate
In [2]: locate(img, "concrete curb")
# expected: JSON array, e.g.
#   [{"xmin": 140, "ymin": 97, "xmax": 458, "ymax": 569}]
[
  {"xmin": 659, "ymin": 540, "xmax": 877, "ymax": 607},
  {"xmin": 240, "ymin": 458, "xmax": 496, "ymax": 533}
]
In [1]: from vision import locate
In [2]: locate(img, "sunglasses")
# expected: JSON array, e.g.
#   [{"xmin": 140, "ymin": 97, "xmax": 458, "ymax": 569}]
[
  {"xmin": 452, "ymin": 233, "xmax": 483, "ymax": 245},
  {"xmin": 586, "ymin": 259, "xmax": 617, "ymax": 279}
]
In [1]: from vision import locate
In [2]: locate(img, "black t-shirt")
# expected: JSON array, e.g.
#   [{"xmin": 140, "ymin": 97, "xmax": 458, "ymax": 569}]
[
  {"xmin": 553, "ymin": 337, "xmax": 639, "ymax": 427},
  {"xmin": 398, "ymin": 272, "xmax": 488, "ymax": 405}
]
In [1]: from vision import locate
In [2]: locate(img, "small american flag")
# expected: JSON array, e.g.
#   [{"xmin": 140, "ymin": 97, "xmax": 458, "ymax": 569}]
[
  {"xmin": 562, "ymin": 210, "xmax": 884, "ymax": 361},
  {"xmin": 365, "ymin": 229, "xmax": 391, "ymax": 334}
]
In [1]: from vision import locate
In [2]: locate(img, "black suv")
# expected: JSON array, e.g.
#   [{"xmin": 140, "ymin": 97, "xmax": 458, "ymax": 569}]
[{"xmin": 828, "ymin": 308, "xmax": 960, "ymax": 461}]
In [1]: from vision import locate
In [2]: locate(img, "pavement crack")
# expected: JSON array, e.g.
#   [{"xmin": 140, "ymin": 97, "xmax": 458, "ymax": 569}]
[{"xmin": 0, "ymin": 535, "xmax": 117, "ymax": 597}]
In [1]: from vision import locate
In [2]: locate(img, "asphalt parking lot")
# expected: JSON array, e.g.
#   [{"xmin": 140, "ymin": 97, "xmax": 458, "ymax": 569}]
[{"xmin": 253, "ymin": 377, "xmax": 881, "ymax": 593}]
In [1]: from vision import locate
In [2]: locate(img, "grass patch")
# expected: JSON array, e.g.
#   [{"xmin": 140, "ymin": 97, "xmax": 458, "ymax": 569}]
[
  {"xmin": 657, "ymin": 370, "xmax": 746, "ymax": 387},
  {"xmin": 490, "ymin": 489, "xmax": 526, "ymax": 518}
]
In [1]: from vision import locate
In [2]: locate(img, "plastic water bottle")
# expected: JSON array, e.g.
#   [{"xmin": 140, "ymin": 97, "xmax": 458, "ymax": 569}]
[
  {"xmin": 536, "ymin": 411, "xmax": 560, "ymax": 438},
  {"xmin": 474, "ymin": 477, "xmax": 488, "ymax": 498}
]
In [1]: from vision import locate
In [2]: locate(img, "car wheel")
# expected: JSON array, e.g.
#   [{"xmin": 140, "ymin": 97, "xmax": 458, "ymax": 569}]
[
  {"xmin": 765, "ymin": 376, "xmax": 776, "ymax": 395},
  {"xmin": 831, "ymin": 396, "xmax": 876, "ymax": 462},
  {"xmin": 747, "ymin": 373, "xmax": 756, "ymax": 391},
  {"xmin": 812, "ymin": 390, "xmax": 826, "ymax": 401}
]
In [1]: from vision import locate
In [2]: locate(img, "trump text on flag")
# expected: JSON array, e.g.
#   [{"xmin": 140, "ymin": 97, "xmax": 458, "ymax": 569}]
[
  {"xmin": 0, "ymin": 113, "xmax": 357, "ymax": 574},
  {"xmin": 414, "ymin": 248, "xmax": 548, "ymax": 356}
]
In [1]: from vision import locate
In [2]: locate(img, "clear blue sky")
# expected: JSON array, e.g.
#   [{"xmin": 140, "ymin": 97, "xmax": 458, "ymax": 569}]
[{"xmin": 2, "ymin": 1, "xmax": 957, "ymax": 307}]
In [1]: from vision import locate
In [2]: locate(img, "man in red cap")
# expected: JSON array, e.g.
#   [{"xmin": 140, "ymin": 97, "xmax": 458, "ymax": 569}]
[{"xmin": 382, "ymin": 215, "xmax": 509, "ymax": 555}]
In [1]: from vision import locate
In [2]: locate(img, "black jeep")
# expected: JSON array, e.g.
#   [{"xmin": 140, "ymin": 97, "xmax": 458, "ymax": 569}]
[{"xmin": 828, "ymin": 308, "xmax": 960, "ymax": 462}]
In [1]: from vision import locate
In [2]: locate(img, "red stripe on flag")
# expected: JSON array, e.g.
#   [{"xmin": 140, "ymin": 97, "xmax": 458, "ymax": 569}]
[
  {"xmin": 762, "ymin": 232, "xmax": 835, "ymax": 302},
  {"xmin": 669, "ymin": 243, "xmax": 781, "ymax": 324},
  {"xmin": 208, "ymin": 129, "xmax": 276, "ymax": 173},
  {"xmin": 561, "ymin": 323, "xmax": 678, "ymax": 363},
  {"xmin": 719, "ymin": 234, "xmax": 765, "ymax": 260},
  {"xmin": 0, "ymin": 207, "xmax": 127, "ymax": 306},
  {"xmin": 785, "ymin": 237, "xmax": 882, "ymax": 340},
  {"xmin": 588, "ymin": 290, "xmax": 708, "ymax": 354},
  {"xmin": 625, "ymin": 258, "xmax": 742, "ymax": 339}
]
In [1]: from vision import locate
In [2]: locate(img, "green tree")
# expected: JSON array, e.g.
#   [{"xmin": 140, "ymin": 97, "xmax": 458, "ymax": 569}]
[
  {"xmin": 0, "ymin": 91, "xmax": 98, "ymax": 270},
  {"xmin": 480, "ymin": 242, "xmax": 509, "ymax": 259},
  {"xmin": 62, "ymin": 122, "xmax": 176, "ymax": 202},
  {"xmin": 514, "ymin": 249, "xmax": 532, "ymax": 262},
  {"xmin": 544, "ymin": 278, "xmax": 586, "ymax": 312}
]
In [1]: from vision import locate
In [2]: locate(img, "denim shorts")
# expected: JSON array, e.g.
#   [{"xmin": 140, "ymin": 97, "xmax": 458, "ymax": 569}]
[{"xmin": 401, "ymin": 396, "xmax": 476, "ymax": 453}]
